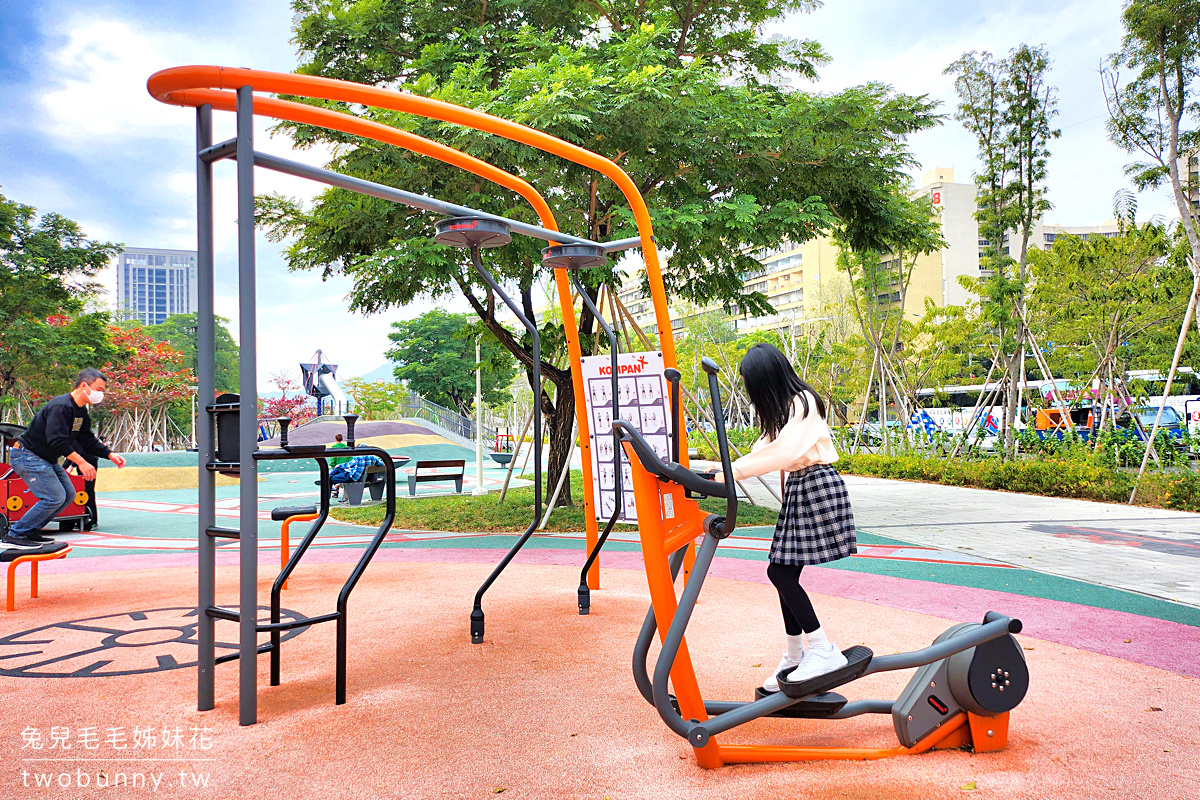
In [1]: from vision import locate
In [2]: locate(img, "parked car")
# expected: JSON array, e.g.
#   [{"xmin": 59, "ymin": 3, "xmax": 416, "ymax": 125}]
[{"xmin": 1115, "ymin": 406, "xmax": 1186, "ymax": 445}]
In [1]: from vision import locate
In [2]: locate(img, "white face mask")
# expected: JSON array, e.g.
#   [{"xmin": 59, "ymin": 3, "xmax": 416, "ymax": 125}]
[{"xmin": 87, "ymin": 389, "xmax": 105, "ymax": 405}]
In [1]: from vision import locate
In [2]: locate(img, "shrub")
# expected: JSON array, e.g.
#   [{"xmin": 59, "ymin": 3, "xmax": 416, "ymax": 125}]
[{"xmin": 835, "ymin": 451, "xmax": 1200, "ymax": 511}]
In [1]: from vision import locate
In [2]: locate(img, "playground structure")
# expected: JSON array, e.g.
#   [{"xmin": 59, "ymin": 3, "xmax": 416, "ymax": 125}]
[
  {"xmin": 147, "ymin": 65, "xmax": 1029, "ymax": 765},
  {"xmin": 0, "ymin": 423, "xmax": 92, "ymax": 537},
  {"xmin": 300, "ymin": 349, "xmax": 351, "ymax": 416}
]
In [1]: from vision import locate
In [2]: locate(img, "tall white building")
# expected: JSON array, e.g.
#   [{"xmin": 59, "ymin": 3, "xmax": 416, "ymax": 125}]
[{"xmin": 114, "ymin": 247, "xmax": 198, "ymax": 326}]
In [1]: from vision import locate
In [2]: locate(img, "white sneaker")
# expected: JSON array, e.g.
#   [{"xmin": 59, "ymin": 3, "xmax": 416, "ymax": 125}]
[
  {"xmin": 785, "ymin": 644, "xmax": 848, "ymax": 684},
  {"xmin": 762, "ymin": 652, "xmax": 803, "ymax": 693}
]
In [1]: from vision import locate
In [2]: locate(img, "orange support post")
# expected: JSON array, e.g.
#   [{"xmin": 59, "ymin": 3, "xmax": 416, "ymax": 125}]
[{"xmin": 279, "ymin": 513, "xmax": 319, "ymax": 590}]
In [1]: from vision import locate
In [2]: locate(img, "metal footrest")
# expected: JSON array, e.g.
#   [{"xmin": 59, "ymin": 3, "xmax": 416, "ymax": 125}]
[
  {"xmin": 271, "ymin": 505, "xmax": 318, "ymax": 521},
  {"xmin": 205, "ymin": 605, "xmax": 337, "ymax": 632},
  {"xmin": 205, "ymin": 526, "xmax": 240, "ymax": 539},
  {"xmin": 214, "ymin": 642, "xmax": 274, "ymax": 665},
  {"xmin": 753, "ymin": 688, "xmax": 849, "ymax": 718}
]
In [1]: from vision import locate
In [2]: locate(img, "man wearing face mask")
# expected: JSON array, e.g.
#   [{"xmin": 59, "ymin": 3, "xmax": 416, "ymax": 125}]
[{"xmin": 2, "ymin": 368, "xmax": 126, "ymax": 552}]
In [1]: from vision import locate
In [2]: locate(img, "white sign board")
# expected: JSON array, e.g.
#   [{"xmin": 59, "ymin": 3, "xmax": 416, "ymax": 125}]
[{"xmin": 580, "ymin": 350, "xmax": 672, "ymax": 523}]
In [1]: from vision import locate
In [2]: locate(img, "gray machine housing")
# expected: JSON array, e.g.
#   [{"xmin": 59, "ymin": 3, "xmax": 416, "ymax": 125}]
[{"xmin": 892, "ymin": 622, "xmax": 1029, "ymax": 747}]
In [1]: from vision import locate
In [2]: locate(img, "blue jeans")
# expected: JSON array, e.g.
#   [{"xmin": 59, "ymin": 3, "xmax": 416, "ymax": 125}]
[{"xmin": 9, "ymin": 446, "xmax": 75, "ymax": 537}]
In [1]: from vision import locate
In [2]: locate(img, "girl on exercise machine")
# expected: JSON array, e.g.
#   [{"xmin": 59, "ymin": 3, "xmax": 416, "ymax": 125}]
[{"xmin": 719, "ymin": 342, "xmax": 857, "ymax": 691}]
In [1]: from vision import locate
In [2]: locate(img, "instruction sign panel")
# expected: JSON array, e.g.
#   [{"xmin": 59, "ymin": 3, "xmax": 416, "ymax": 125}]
[{"xmin": 580, "ymin": 350, "xmax": 672, "ymax": 523}]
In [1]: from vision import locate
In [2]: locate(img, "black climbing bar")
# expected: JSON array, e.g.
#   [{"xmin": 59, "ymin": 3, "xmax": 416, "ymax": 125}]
[
  {"xmin": 467, "ymin": 247, "xmax": 542, "ymax": 644},
  {"xmin": 665, "ymin": 368, "xmax": 681, "ymax": 464},
  {"xmin": 700, "ymin": 357, "xmax": 737, "ymax": 536},
  {"xmin": 571, "ymin": 272, "xmax": 622, "ymax": 616}
]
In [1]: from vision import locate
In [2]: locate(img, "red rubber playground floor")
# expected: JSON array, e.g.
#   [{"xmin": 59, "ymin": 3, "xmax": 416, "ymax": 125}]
[{"xmin": 1, "ymin": 474, "xmax": 1197, "ymax": 798}]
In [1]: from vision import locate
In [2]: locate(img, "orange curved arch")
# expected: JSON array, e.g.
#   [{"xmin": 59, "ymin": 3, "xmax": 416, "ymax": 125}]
[
  {"xmin": 157, "ymin": 74, "xmax": 604, "ymax": 575},
  {"xmin": 146, "ymin": 65, "xmax": 678, "ymax": 374}
]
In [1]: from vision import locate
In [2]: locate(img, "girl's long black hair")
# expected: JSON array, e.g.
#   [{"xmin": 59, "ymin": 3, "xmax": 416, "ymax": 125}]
[{"xmin": 739, "ymin": 342, "xmax": 826, "ymax": 439}]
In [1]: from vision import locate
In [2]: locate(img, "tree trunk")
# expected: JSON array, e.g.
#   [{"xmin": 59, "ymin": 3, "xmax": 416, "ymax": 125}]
[
  {"xmin": 1004, "ymin": 342, "xmax": 1022, "ymax": 456},
  {"xmin": 544, "ymin": 377, "xmax": 574, "ymax": 507}
]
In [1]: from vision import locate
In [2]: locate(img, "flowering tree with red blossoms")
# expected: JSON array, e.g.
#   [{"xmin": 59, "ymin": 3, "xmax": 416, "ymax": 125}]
[
  {"xmin": 100, "ymin": 326, "xmax": 194, "ymax": 450},
  {"xmin": 259, "ymin": 372, "xmax": 316, "ymax": 428}
]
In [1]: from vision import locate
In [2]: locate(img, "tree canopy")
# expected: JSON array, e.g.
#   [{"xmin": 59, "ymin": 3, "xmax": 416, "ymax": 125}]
[
  {"xmin": 143, "ymin": 313, "xmax": 240, "ymax": 394},
  {"xmin": 1029, "ymin": 212, "xmax": 1193, "ymax": 380},
  {"xmin": 386, "ymin": 308, "xmax": 518, "ymax": 417},
  {"xmin": 260, "ymin": 0, "xmax": 939, "ymax": 501},
  {"xmin": 0, "ymin": 191, "xmax": 119, "ymax": 419}
]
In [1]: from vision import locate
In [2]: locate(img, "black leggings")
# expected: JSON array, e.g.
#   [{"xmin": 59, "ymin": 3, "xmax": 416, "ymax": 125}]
[{"xmin": 766, "ymin": 562, "xmax": 820, "ymax": 636}]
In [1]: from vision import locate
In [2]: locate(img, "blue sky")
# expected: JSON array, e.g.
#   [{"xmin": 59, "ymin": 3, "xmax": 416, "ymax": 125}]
[{"xmin": 0, "ymin": 0, "xmax": 1177, "ymax": 387}]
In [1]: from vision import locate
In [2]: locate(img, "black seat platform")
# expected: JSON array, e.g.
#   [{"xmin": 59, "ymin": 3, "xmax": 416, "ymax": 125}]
[
  {"xmin": 777, "ymin": 645, "xmax": 874, "ymax": 699},
  {"xmin": 270, "ymin": 505, "xmax": 319, "ymax": 521}
]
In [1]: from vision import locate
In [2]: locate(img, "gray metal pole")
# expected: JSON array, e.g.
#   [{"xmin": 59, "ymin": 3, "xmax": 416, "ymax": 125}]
[
  {"xmin": 235, "ymin": 85, "xmax": 259, "ymax": 726},
  {"xmin": 250, "ymin": 151, "xmax": 599, "ymax": 249},
  {"xmin": 195, "ymin": 104, "xmax": 216, "ymax": 713}
]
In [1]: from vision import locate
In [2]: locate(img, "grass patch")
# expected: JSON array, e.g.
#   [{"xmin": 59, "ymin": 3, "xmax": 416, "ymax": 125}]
[{"xmin": 328, "ymin": 469, "xmax": 781, "ymax": 532}]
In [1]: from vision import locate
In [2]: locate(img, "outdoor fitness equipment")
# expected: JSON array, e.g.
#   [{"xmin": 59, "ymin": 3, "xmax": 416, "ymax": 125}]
[
  {"xmin": 148, "ymin": 65, "xmax": 672, "ymax": 725},
  {"xmin": 614, "ymin": 358, "xmax": 1030, "ymax": 766},
  {"xmin": 430, "ymin": 216, "xmax": 545, "ymax": 644}
]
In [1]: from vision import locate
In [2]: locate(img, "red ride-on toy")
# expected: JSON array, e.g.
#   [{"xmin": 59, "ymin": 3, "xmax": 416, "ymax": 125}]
[{"xmin": 0, "ymin": 423, "xmax": 93, "ymax": 538}]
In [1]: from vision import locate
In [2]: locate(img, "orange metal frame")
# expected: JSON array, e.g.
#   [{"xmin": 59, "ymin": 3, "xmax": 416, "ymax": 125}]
[
  {"xmin": 144, "ymin": 67, "xmax": 1009, "ymax": 767},
  {"xmin": 149, "ymin": 66, "xmax": 689, "ymax": 589},
  {"xmin": 622, "ymin": 442, "xmax": 1010, "ymax": 766},
  {"xmin": 279, "ymin": 511, "xmax": 319, "ymax": 591}
]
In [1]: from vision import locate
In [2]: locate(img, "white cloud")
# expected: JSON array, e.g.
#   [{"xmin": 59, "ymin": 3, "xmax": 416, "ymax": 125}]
[{"xmin": 773, "ymin": 0, "xmax": 1179, "ymax": 223}]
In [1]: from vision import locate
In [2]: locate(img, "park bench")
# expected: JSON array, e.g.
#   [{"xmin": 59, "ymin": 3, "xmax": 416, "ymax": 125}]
[
  {"xmin": 407, "ymin": 459, "xmax": 466, "ymax": 496},
  {"xmin": 341, "ymin": 456, "xmax": 411, "ymax": 506}
]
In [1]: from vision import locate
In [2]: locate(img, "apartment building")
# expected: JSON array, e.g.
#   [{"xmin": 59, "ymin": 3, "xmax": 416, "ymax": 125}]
[
  {"xmin": 611, "ymin": 166, "xmax": 1122, "ymax": 338},
  {"xmin": 113, "ymin": 247, "xmax": 198, "ymax": 326}
]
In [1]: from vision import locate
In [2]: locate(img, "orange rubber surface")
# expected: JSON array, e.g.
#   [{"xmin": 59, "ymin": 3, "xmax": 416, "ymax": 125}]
[{"xmin": 1, "ymin": 559, "xmax": 1195, "ymax": 798}]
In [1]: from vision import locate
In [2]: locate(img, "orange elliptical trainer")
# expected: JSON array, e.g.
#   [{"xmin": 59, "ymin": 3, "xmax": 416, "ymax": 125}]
[{"xmin": 148, "ymin": 65, "xmax": 1030, "ymax": 765}]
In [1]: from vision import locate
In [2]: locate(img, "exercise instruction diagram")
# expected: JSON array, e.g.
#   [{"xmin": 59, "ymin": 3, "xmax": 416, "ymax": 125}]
[{"xmin": 580, "ymin": 350, "xmax": 672, "ymax": 523}]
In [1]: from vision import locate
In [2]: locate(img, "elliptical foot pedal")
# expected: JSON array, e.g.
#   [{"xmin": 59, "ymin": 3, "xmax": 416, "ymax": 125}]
[
  {"xmin": 777, "ymin": 645, "xmax": 873, "ymax": 699},
  {"xmin": 754, "ymin": 688, "xmax": 848, "ymax": 718}
]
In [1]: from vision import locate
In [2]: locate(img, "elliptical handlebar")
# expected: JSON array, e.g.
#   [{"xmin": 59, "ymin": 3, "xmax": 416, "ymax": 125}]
[
  {"xmin": 700, "ymin": 357, "xmax": 738, "ymax": 537},
  {"xmin": 664, "ymin": 367, "xmax": 682, "ymax": 464},
  {"xmin": 614, "ymin": 421, "xmax": 728, "ymax": 499}
]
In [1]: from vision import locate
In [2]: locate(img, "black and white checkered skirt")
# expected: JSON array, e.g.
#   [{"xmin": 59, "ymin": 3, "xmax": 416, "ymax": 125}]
[{"xmin": 769, "ymin": 463, "xmax": 857, "ymax": 566}]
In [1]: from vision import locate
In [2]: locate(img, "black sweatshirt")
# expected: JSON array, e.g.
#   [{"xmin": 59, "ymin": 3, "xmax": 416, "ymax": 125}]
[{"xmin": 17, "ymin": 394, "xmax": 112, "ymax": 464}]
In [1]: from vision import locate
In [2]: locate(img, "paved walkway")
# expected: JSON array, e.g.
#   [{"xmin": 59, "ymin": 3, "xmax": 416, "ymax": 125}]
[
  {"xmin": 736, "ymin": 473, "xmax": 1200, "ymax": 609},
  {"xmin": 845, "ymin": 476, "xmax": 1200, "ymax": 608}
]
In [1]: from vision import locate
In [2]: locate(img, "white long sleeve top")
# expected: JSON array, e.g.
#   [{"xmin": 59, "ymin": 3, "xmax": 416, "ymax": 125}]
[{"xmin": 730, "ymin": 391, "xmax": 839, "ymax": 481}]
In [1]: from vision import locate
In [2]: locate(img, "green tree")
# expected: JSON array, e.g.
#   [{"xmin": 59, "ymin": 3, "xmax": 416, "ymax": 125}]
[
  {"xmin": 835, "ymin": 191, "xmax": 946, "ymax": 445},
  {"xmin": 144, "ymin": 313, "xmax": 240, "ymax": 394},
  {"xmin": 1028, "ymin": 203, "xmax": 1191, "ymax": 400},
  {"xmin": 0, "ymin": 191, "xmax": 119, "ymax": 420},
  {"xmin": 261, "ymin": 0, "xmax": 938, "ymax": 502},
  {"xmin": 1104, "ymin": 0, "xmax": 1200, "ymax": 383},
  {"xmin": 946, "ymin": 46, "xmax": 1060, "ymax": 454},
  {"xmin": 341, "ymin": 377, "xmax": 409, "ymax": 418},
  {"xmin": 386, "ymin": 309, "xmax": 517, "ymax": 418}
]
